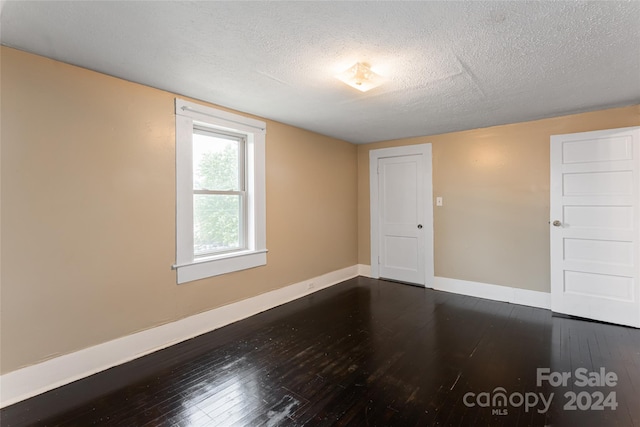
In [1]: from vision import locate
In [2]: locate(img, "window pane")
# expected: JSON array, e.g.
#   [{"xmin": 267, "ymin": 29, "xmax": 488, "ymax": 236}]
[
  {"xmin": 193, "ymin": 131, "xmax": 240, "ymax": 191},
  {"xmin": 193, "ymin": 194, "xmax": 242, "ymax": 256}
]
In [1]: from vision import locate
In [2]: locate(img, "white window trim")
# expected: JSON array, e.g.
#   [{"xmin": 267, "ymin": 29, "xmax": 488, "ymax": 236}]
[{"xmin": 173, "ymin": 99, "xmax": 267, "ymax": 284}]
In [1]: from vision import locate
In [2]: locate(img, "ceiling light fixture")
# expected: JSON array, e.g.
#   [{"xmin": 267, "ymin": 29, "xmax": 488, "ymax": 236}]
[{"xmin": 335, "ymin": 62, "xmax": 384, "ymax": 92}]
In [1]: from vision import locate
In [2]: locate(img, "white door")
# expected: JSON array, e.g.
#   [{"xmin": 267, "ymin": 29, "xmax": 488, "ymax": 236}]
[
  {"xmin": 550, "ymin": 126, "xmax": 640, "ymax": 328},
  {"xmin": 370, "ymin": 144, "xmax": 434, "ymax": 286}
]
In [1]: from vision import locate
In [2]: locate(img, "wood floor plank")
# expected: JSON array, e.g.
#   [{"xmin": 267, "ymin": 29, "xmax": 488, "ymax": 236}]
[{"xmin": 2, "ymin": 277, "xmax": 639, "ymax": 427}]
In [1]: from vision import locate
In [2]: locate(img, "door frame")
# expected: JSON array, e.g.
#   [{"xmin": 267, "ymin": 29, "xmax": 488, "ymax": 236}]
[{"xmin": 370, "ymin": 144, "xmax": 434, "ymax": 287}]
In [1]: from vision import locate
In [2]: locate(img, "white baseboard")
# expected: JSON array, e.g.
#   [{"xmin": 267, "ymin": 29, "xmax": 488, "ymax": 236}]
[
  {"xmin": 357, "ymin": 264, "xmax": 549, "ymax": 310},
  {"xmin": 0, "ymin": 265, "xmax": 359, "ymax": 408},
  {"xmin": 433, "ymin": 276, "xmax": 551, "ymax": 310},
  {"xmin": 357, "ymin": 264, "xmax": 372, "ymax": 277}
]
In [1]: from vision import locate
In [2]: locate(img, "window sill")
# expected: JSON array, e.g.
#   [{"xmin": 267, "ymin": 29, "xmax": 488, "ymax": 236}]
[{"xmin": 173, "ymin": 249, "xmax": 267, "ymax": 284}]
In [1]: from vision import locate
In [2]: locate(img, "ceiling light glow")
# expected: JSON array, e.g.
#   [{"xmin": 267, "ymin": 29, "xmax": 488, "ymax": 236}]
[{"xmin": 335, "ymin": 62, "xmax": 384, "ymax": 92}]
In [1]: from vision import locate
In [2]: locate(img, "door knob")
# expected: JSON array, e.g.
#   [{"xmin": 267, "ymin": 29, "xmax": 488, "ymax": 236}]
[
  {"xmin": 417, "ymin": 224, "xmax": 423, "ymax": 229},
  {"xmin": 552, "ymin": 220, "xmax": 562, "ymax": 227}
]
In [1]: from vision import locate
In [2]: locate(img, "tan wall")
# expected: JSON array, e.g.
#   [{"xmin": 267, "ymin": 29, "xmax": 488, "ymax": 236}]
[
  {"xmin": 358, "ymin": 105, "xmax": 640, "ymax": 292},
  {"xmin": 3, "ymin": 45, "xmax": 639, "ymax": 376},
  {"xmin": 0, "ymin": 47, "xmax": 358, "ymax": 374}
]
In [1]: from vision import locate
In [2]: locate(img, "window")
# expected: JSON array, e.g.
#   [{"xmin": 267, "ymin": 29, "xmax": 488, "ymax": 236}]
[
  {"xmin": 193, "ymin": 127, "xmax": 246, "ymax": 257},
  {"xmin": 173, "ymin": 99, "xmax": 266, "ymax": 284}
]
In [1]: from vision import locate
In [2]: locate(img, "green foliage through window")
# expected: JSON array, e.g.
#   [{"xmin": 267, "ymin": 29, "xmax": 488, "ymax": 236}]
[{"xmin": 193, "ymin": 133, "xmax": 245, "ymax": 256}]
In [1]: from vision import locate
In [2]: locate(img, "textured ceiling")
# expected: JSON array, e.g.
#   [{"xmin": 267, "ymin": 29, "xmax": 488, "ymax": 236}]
[{"xmin": 2, "ymin": 1, "xmax": 639, "ymax": 144}]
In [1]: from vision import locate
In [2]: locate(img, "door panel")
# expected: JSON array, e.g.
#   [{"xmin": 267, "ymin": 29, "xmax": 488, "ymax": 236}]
[
  {"xmin": 550, "ymin": 126, "xmax": 640, "ymax": 327},
  {"xmin": 563, "ymin": 171, "xmax": 633, "ymax": 196},
  {"xmin": 563, "ymin": 239, "xmax": 633, "ymax": 266},
  {"xmin": 561, "ymin": 135, "xmax": 632, "ymax": 163},
  {"xmin": 563, "ymin": 206, "xmax": 633, "ymax": 230},
  {"xmin": 382, "ymin": 161, "xmax": 417, "ymax": 224},
  {"xmin": 384, "ymin": 235, "xmax": 419, "ymax": 271},
  {"xmin": 563, "ymin": 271, "xmax": 633, "ymax": 302}
]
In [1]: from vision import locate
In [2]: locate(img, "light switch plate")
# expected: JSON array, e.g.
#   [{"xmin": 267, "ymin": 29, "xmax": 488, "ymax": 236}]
[{"xmin": 436, "ymin": 197, "xmax": 443, "ymax": 206}]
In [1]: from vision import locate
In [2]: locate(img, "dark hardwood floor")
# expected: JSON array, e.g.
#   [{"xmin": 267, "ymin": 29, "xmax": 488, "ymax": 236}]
[{"xmin": 2, "ymin": 277, "xmax": 639, "ymax": 426}]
